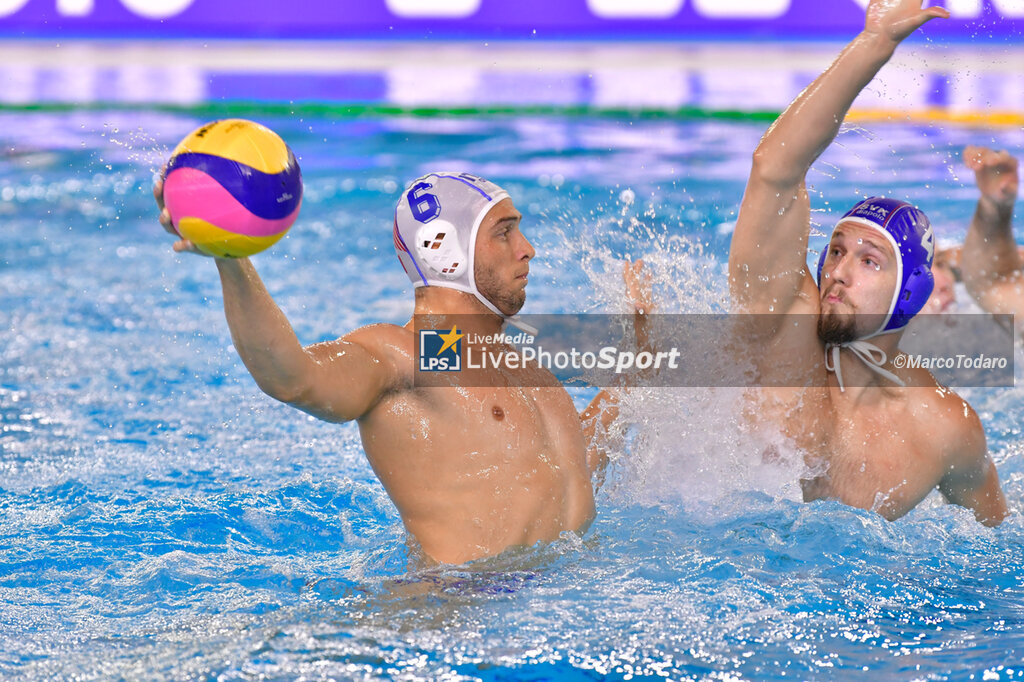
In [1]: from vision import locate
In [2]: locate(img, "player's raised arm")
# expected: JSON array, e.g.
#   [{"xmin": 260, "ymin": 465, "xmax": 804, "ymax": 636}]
[
  {"xmin": 215, "ymin": 260, "xmax": 398, "ymax": 423},
  {"xmin": 729, "ymin": 0, "xmax": 949, "ymax": 313},
  {"xmin": 156, "ymin": 177, "xmax": 395, "ymax": 424},
  {"xmin": 960, "ymin": 146, "xmax": 1024, "ymax": 316}
]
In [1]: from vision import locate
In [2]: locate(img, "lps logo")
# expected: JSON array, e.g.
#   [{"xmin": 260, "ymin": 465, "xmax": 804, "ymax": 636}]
[{"xmin": 419, "ymin": 327, "xmax": 463, "ymax": 372}]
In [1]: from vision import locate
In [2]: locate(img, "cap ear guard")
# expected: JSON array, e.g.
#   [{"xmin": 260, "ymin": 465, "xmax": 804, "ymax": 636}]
[
  {"xmin": 815, "ymin": 245, "xmax": 828, "ymax": 287},
  {"xmin": 888, "ymin": 264, "xmax": 934, "ymax": 330},
  {"xmin": 414, "ymin": 219, "xmax": 467, "ymax": 279}
]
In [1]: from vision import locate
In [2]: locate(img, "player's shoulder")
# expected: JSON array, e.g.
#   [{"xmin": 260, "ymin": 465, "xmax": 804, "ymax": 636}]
[
  {"xmin": 903, "ymin": 371, "xmax": 984, "ymax": 454},
  {"xmin": 338, "ymin": 323, "xmax": 414, "ymax": 366},
  {"xmin": 344, "ymin": 322, "xmax": 412, "ymax": 345}
]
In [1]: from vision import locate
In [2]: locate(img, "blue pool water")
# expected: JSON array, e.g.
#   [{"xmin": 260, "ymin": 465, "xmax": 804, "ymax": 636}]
[{"xmin": 2, "ymin": 110, "xmax": 1024, "ymax": 680}]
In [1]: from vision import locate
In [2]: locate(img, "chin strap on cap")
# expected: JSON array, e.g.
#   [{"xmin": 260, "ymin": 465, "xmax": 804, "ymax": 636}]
[{"xmin": 824, "ymin": 339, "xmax": 905, "ymax": 393}]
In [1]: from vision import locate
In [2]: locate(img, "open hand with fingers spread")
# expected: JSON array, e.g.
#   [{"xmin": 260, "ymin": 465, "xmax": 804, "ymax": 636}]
[
  {"xmin": 864, "ymin": 0, "xmax": 949, "ymax": 45},
  {"xmin": 963, "ymin": 145, "xmax": 1019, "ymax": 212}
]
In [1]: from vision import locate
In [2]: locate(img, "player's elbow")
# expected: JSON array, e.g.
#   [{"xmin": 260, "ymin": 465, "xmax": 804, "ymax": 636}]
[
  {"xmin": 246, "ymin": 355, "xmax": 314, "ymax": 404},
  {"xmin": 263, "ymin": 380, "xmax": 362, "ymax": 424},
  {"xmin": 942, "ymin": 463, "xmax": 1008, "ymax": 528},
  {"xmin": 750, "ymin": 146, "xmax": 802, "ymax": 188},
  {"xmin": 979, "ymin": 510, "xmax": 1006, "ymax": 528},
  {"xmin": 255, "ymin": 374, "xmax": 309, "ymax": 407},
  {"xmin": 959, "ymin": 254, "xmax": 999, "ymax": 292},
  {"xmin": 976, "ymin": 491, "xmax": 1008, "ymax": 527},
  {"xmin": 262, "ymin": 364, "xmax": 381, "ymax": 424}
]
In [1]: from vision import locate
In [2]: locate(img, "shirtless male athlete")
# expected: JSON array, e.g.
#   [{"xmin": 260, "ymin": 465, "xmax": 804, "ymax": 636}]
[
  {"xmin": 728, "ymin": 0, "xmax": 1006, "ymax": 525},
  {"xmin": 156, "ymin": 171, "xmax": 626, "ymax": 564}
]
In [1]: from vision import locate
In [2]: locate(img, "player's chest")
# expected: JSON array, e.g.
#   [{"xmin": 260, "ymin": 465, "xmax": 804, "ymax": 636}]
[
  {"xmin": 452, "ymin": 387, "xmax": 575, "ymax": 440},
  {"xmin": 397, "ymin": 385, "xmax": 576, "ymax": 454},
  {"xmin": 813, "ymin": 410, "xmax": 940, "ymax": 508}
]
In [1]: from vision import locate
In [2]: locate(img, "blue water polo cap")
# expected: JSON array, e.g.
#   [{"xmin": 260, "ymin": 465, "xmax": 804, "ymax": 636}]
[{"xmin": 816, "ymin": 197, "xmax": 935, "ymax": 336}]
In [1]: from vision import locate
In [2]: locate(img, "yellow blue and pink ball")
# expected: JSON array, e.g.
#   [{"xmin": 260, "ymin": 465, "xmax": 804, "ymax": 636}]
[{"xmin": 163, "ymin": 119, "xmax": 302, "ymax": 258}]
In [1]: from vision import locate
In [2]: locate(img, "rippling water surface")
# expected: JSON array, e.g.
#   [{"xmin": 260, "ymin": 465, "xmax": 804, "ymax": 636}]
[{"xmin": 2, "ymin": 111, "xmax": 1024, "ymax": 680}]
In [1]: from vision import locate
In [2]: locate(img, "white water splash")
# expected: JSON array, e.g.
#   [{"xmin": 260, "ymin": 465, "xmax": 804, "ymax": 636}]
[{"xmin": 565, "ymin": 197, "xmax": 804, "ymax": 509}]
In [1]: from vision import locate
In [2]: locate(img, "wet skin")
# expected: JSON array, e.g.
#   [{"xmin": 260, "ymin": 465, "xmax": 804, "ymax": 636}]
[
  {"xmin": 158, "ymin": 188, "xmax": 612, "ymax": 564},
  {"xmin": 728, "ymin": 0, "xmax": 1006, "ymax": 525}
]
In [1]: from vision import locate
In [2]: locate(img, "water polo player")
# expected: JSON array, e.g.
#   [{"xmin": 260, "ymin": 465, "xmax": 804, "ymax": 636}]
[
  {"xmin": 919, "ymin": 146, "xmax": 1023, "ymax": 318},
  {"xmin": 960, "ymin": 146, "xmax": 1024, "ymax": 322},
  {"xmin": 155, "ymin": 170, "xmax": 632, "ymax": 565},
  {"xmin": 727, "ymin": 0, "xmax": 1006, "ymax": 524}
]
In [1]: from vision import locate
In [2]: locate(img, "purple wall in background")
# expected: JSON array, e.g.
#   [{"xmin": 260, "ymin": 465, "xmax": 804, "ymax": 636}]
[{"xmin": 0, "ymin": 0, "xmax": 1019, "ymax": 41}]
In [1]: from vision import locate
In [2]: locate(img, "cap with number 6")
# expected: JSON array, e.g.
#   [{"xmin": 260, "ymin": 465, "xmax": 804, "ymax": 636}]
[{"xmin": 393, "ymin": 172, "xmax": 511, "ymax": 319}]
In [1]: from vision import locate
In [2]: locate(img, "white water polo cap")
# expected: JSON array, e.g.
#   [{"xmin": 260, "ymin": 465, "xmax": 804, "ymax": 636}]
[{"xmin": 393, "ymin": 172, "xmax": 512, "ymax": 318}]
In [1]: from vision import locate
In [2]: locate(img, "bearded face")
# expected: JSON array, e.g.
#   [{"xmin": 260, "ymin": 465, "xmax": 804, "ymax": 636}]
[
  {"xmin": 475, "ymin": 262, "xmax": 528, "ymax": 316},
  {"xmin": 817, "ymin": 223, "xmax": 901, "ymax": 344},
  {"xmin": 817, "ymin": 311, "xmax": 858, "ymax": 345},
  {"xmin": 472, "ymin": 199, "xmax": 534, "ymax": 317}
]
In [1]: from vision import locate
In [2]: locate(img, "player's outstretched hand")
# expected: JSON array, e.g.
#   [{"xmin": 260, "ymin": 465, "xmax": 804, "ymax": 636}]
[
  {"xmin": 963, "ymin": 146, "xmax": 1019, "ymax": 211},
  {"xmin": 864, "ymin": 0, "xmax": 949, "ymax": 45}
]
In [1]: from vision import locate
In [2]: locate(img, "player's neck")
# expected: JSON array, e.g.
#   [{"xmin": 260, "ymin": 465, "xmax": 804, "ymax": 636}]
[
  {"xmin": 827, "ymin": 331, "xmax": 903, "ymax": 398},
  {"xmin": 413, "ymin": 287, "xmax": 505, "ymax": 336}
]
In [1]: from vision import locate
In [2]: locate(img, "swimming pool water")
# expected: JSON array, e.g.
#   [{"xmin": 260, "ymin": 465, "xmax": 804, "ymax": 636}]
[{"xmin": 2, "ymin": 110, "xmax": 1024, "ymax": 680}]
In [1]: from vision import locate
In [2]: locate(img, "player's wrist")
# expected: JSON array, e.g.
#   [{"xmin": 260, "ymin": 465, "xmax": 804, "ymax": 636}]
[
  {"xmin": 977, "ymin": 194, "xmax": 1016, "ymax": 220},
  {"xmin": 215, "ymin": 255, "xmax": 251, "ymax": 272},
  {"xmin": 856, "ymin": 29, "xmax": 900, "ymax": 57}
]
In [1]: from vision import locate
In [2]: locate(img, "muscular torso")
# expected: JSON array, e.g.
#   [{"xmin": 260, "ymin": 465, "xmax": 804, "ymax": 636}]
[
  {"xmin": 352, "ymin": 324, "xmax": 595, "ymax": 564},
  {"xmin": 756, "ymin": 383, "xmax": 953, "ymax": 520},
  {"xmin": 746, "ymin": 295, "xmax": 960, "ymax": 520}
]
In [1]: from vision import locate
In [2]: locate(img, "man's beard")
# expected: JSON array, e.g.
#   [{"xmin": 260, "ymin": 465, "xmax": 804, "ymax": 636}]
[
  {"xmin": 817, "ymin": 311, "xmax": 857, "ymax": 345},
  {"xmin": 475, "ymin": 269, "xmax": 526, "ymax": 316}
]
